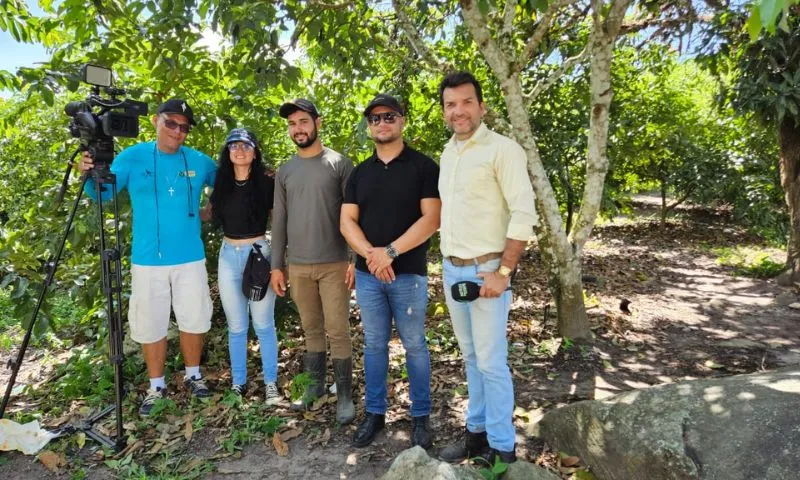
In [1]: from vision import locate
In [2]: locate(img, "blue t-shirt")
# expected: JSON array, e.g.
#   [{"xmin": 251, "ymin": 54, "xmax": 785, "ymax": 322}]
[{"xmin": 84, "ymin": 141, "xmax": 217, "ymax": 266}]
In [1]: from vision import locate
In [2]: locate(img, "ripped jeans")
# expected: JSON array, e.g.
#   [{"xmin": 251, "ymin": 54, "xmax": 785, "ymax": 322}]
[{"xmin": 355, "ymin": 269, "xmax": 431, "ymax": 417}]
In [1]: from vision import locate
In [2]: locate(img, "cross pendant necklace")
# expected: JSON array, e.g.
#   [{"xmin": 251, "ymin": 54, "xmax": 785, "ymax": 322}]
[{"xmin": 168, "ymin": 187, "xmax": 175, "ymax": 196}]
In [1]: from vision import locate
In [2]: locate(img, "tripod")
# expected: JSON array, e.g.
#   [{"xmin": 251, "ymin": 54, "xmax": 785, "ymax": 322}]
[{"xmin": 0, "ymin": 157, "xmax": 127, "ymax": 451}]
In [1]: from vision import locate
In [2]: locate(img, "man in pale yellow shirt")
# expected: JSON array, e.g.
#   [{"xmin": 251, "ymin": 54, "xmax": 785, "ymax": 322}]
[{"xmin": 436, "ymin": 72, "xmax": 538, "ymax": 466}]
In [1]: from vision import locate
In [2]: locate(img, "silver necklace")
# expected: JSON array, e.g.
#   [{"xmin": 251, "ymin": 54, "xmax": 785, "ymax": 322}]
[{"xmin": 235, "ymin": 178, "xmax": 248, "ymax": 187}]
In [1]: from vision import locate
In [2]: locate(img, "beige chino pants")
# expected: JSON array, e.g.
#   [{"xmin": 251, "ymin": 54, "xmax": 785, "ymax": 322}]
[{"xmin": 288, "ymin": 261, "xmax": 353, "ymax": 359}]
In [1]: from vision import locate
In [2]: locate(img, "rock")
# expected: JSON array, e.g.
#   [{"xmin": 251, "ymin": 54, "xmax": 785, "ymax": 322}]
[
  {"xmin": 379, "ymin": 447, "xmax": 557, "ymax": 480},
  {"xmin": 775, "ymin": 292, "xmax": 797, "ymax": 306},
  {"xmin": 380, "ymin": 446, "xmax": 483, "ymax": 480},
  {"xmin": 775, "ymin": 270, "xmax": 794, "ymax": 287},
  {"xmin": 789, "ymin": 302, "xmax": 800, "ymax": 310},
  {"xmin": 531, "ymin": 367, "xmax": 800, "ymax": 480},
  {"xmin": 505, "ymin": 461, "xmax": 561, "ymax": 480}
]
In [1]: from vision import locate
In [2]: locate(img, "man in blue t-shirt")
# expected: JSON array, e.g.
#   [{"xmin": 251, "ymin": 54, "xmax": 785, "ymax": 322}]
[{"xmin": 78, "ymin": 99, "xmax": 217, "ymax": 416}]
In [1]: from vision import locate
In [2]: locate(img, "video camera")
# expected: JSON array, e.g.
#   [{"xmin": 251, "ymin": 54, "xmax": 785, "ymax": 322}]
[{"xmin": 64, "ymin": 65, "xmax": 148, "ymax": 166}]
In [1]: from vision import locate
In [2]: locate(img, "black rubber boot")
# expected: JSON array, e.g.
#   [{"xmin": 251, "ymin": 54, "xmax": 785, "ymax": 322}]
[
  {"xmin": 332, "ymin": 357, "xmax": 355, "ymax": 424},
  {"xmin": 439, "ymin": 428, "xmax": 489, "ymax": 463},
  {"xmin": 291, "ymin": 351, "xmax": 327, "ymax": 411}
]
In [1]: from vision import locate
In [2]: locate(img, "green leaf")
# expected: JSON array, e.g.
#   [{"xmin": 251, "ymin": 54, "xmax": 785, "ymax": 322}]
[
  {"xmin": 747, "ymin": 8, "xmax": 762, "ymax": 41},
  {"xmin": 758, "ymin": 0, "xmax": 780, "ymax": 32}
]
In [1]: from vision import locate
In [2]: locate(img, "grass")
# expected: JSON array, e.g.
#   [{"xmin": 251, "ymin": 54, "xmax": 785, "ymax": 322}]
[{"xmin": 712, "ymin": 246, "xmax": 785, "ymax": 278}]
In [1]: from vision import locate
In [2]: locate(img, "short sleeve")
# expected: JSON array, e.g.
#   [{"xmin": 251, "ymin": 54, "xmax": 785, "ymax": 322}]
[
  {"xmin": 420, "ymin": 156, "xmax": 440, "ymax": 199},
  {"xmin": 263, "ymin": 173, "xmax": 275, "ymax": 210},
  {"xmin": 343, "ymin": 165, "xmax": 360, "ymax": 204}
]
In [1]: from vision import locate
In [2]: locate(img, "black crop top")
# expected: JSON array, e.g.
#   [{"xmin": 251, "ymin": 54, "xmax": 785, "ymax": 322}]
[{"xmin": 216, "ymin": 173, "xmax": 275, "ymax": 239}]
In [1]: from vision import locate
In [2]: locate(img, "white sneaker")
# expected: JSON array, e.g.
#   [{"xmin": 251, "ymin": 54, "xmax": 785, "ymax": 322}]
[{"xmin": 265, "ymin": 382, "xmax": 281, "ymax": 406}]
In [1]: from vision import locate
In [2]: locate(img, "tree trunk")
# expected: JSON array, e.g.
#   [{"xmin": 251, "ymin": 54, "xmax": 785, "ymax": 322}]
[
  {"xmin": 660, "ymin": 180, "xmax": 667, "ymax": 228},
  {"xmin": 554, "ymin": 256, "xmax": 589, "ymax": 339},
  {"xmin": 779, "ymin": 118, "xmax": 800, "ymax": 279}
]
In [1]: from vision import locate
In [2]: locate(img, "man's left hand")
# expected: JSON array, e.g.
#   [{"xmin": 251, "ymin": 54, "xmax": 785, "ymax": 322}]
[
  {"xmin": 477, "ymin": 271, "xmax": 510, "ymax": 298},
  {"xmin": 366, "ymin": 247, "xmax": 393, "ymax": 276},
  {"xmin": 345, "ymin": 263, "xmax": 355, "ymax": 290}
]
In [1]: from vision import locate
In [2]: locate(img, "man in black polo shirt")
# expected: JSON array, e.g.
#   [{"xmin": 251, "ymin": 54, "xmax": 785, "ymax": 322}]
[{"xmin": 341, "ymin": 94, "xmax": 441, "ymax": 449}]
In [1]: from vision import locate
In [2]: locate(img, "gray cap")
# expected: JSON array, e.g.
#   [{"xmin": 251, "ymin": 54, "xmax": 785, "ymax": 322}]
[{"xmin": 279, "ymin": 98, "xmax": 320, "ymax": 119}]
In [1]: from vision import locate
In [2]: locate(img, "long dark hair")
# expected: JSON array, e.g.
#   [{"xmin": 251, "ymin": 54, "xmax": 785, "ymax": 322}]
[{"xmin": 210, "ymin": 133, "xmax": 269, "ymax": 223}]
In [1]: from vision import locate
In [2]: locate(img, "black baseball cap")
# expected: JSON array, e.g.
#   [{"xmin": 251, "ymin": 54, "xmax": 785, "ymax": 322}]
[
  {"xmin": 156, "ymin": 98, "xmax": 196, "ymax": 125},
  {"xmin": 279, "ymin": 98, "xmax": 320, "ymax": 119},
  {"xmin": 225, "ymin": 128, "xmax": 258, "ymax": 148},
  {"xmin": 364, "ymin": 94, "xmax": 404, "ymax": 116}
]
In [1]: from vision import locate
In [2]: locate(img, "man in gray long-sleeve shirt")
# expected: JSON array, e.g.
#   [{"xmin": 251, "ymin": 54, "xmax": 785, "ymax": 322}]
[{"xmin": 270, "ymin": 98, "xmax": 355, "ymax": 424}]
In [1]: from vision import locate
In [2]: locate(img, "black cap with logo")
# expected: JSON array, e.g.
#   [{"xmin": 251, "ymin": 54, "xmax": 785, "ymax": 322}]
[
  {"xmin": 279, "ymin": 98, "xmax": 320, "ymax": 119},
  {"xmin": 364, "ymin": 94, "xmax": 405, "ymax": 116},
  {"xmin": 156, "ymin": 98, "xmax": 197, "ymax": 125}
]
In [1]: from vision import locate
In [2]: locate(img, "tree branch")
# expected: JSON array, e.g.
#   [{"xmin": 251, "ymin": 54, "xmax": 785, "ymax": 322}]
[
  {"xmin": 525, "ymin": 45, "xmax": 588, "ymax": 101},
  {"xmin": 500, "ymin": 0, "xmax": 517, "ymax": 40},
  {"xmin": 392, "ymin": 0, "xmax": 449, "ymax": 72},
  {"xmin": 517, "ymin": 0, "xmax": 577, "ymax": 70}
]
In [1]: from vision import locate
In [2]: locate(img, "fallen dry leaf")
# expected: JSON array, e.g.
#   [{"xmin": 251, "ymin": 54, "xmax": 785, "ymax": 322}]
[
  {"xmin": 346, "ymin": 452, "xmax": 358, "ymax": 465},
  {"xmin": 38, "ymin": 450, "xmax": 65, "ymax": 472},
  {"xmin": 561, "ymin": 455, "xmax": 581, "ymax": 467},
  {"xmin": 279, "ymin": 427, "xmax": 303, "ymax": 442},
  {"xmin": 272, "ymin": 433, "xmax": 289, "ymax": 457},
  {"xmin": 184, "ymin": 414, "xmax": 194, "ymax": 442},
  {"xmin": 320, "ymin": 428, "xmax": 331, "ymax": 446}
]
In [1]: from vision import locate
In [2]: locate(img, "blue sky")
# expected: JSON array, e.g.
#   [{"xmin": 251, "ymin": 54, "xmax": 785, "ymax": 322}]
[{"xmin": 1, "ymin": 1, "xmax": 49, "ymax": 97}]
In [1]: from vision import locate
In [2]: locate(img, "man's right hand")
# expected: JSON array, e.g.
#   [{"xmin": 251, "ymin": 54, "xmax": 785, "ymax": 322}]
[
  {"xmin": 270, "ymin": 269, "xmax": 287, "ymax": 297},
  {"xmin": 78, "ymin": 152, "xmax": 94, "ymax": 173}
]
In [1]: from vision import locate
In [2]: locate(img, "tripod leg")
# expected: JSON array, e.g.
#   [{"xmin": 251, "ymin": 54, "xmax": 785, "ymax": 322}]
[
  {"xmin": 95, "ymin": 171, "xmax": 127, "ymax": 450},
  {"xmin": 0, "ymin": 175, "xmax": 89, "ymax": 419}
]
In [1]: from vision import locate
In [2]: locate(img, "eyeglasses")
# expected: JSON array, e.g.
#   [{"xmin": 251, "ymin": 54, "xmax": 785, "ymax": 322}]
[
  {"xmin": 162, "ymin": 118, "xmax": 191, "ymax": 134},
  {"xmin": 228, "ymin": 143, "xmax": 254, "ymax": 152},
  {"xmin": 367, "ymin": 112, "xmax": 402, "ymax": 126}
]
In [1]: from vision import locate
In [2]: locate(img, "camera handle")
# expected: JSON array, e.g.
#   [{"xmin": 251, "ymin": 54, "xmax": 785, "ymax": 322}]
[{"xmin": 0, "ymin": 165, "xmax": 128, "ymax": 452}]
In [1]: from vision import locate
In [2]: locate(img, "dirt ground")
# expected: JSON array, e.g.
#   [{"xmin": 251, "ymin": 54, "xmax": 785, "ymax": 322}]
[{"xmin": 2, "ymin": 196, "xmax": 800, "ymax": 479}]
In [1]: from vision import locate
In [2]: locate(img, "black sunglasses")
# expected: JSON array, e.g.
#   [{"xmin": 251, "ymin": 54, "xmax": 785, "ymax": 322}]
[
  {"xmin": 367, "ymin": 112, "xmax": 402, "ymax": 126},
  {"xmin": 163, "ymin": 118, "xmax": 191, "ymax": 134}
]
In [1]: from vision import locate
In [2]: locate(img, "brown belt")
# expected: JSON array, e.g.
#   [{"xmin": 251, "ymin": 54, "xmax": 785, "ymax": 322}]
[{"xmin": 447, "ymin": 252, "xmax": 502, "ymax": 266}]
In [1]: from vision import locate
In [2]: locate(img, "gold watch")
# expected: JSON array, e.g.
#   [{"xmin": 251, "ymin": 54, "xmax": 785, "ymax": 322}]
[{"xmin": 497, "ymin": 265, "xmax": 513, "ymax": 277}]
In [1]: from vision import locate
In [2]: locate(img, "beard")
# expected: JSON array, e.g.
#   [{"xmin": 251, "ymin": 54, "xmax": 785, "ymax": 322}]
[
  {"xmin": 372, "ymin": 130, "xmax": 401, "ymax": 145},
  {"xmin": 292, "ymin": 125, "xmax": 318, "ymax": 148}
]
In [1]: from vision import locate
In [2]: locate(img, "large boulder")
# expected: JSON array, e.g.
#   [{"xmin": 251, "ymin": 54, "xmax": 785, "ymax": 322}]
[
  {"xmin": 531, "ymin": 367, "xmax": 800, "ymax": 480},
  {"xmin": 379, "ymin": 446, "xmax": 559, "ymax": 480}
]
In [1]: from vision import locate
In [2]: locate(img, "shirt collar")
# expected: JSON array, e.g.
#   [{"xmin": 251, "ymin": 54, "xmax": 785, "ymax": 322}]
[
  {"xmin": 369, "ymin": 142, "xmax": 409, "ymax": 164},
  {"xmin": 447, "ymin": 122, "xmax": 489, "ymax": 151}
]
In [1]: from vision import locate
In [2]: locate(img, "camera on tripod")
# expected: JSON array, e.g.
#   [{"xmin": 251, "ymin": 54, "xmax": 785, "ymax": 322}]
[{"xmin": 64, "ymin": 64, "xmax": 148, "ymax": 166}]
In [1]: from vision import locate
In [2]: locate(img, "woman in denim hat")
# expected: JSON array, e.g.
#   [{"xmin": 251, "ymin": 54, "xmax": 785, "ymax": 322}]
[{"xmin": 208, "ymin": 128, "xmax": 281, "ymax": 404}]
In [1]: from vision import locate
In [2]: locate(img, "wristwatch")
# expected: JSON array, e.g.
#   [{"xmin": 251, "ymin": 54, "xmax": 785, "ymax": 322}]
[
  {"xmin": 385, "ymin": 244, "xmax": 399, "ymax": 259},
  {"xmin": 497, "ymin": 265, "xmax": 513, "ymax": 277}
]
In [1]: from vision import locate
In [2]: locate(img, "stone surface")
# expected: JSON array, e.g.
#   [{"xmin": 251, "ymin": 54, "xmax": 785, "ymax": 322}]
[
  {"xmin": 505, "ymin": 461, "xmax": 561, "ymax": 480},
  {"xmin": 379, "ymin": 446, "xmax": 558, "ymax": 480},
  {"xmin": 775, "ymin": 292, "xmax": 797, "ymax": 306},
  {"xmin": 532, "ymin": 367, "xmax": 800, "ymax": 480}
]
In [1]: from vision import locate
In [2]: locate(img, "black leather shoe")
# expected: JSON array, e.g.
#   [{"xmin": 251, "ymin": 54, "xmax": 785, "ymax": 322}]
[
  {"xmin": 478, "ymin": 446, "xmax": 517, "ymax": 465},
  {"xmin": 439, "ymin": 428, "xmax": 488, "ymax": 463},
  {"xmin": 352, "ymin": 412, "xmax": 385, "ymax": 448},
  {"xmin": 411, "ymin": 415, "xmax": 433, "ymax": 449}
]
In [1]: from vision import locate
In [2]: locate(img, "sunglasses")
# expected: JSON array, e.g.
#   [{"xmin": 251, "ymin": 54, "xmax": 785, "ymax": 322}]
[
  {"xmin": 228, "ymin": 143, "xmax": 254, "ymax": 152},
  {"xmin": 163, "ymin": 119, "xmax": 191, "ymax": 134},
  {"xmin": 367, "ymin": 111, "xmax": 402, "ymax": 126}
]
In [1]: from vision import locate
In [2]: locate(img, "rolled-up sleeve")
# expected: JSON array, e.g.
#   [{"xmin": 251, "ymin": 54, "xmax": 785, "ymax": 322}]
[{"xmin": 496, "ymin": 141, "xmax": 539, "ymax": 241}]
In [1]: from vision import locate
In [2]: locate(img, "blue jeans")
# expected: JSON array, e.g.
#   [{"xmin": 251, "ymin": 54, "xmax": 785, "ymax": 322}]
[
  {"xmin": 218, "ymin": 239, "xmax": 278, "ymax": 385},
  {"xmin": 355, "ymin": 269, "xmax": 431, "ymax": 417},
  {"xmin": 443, "ymin": 257, "xmax": 515, "ymax": 451}
]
